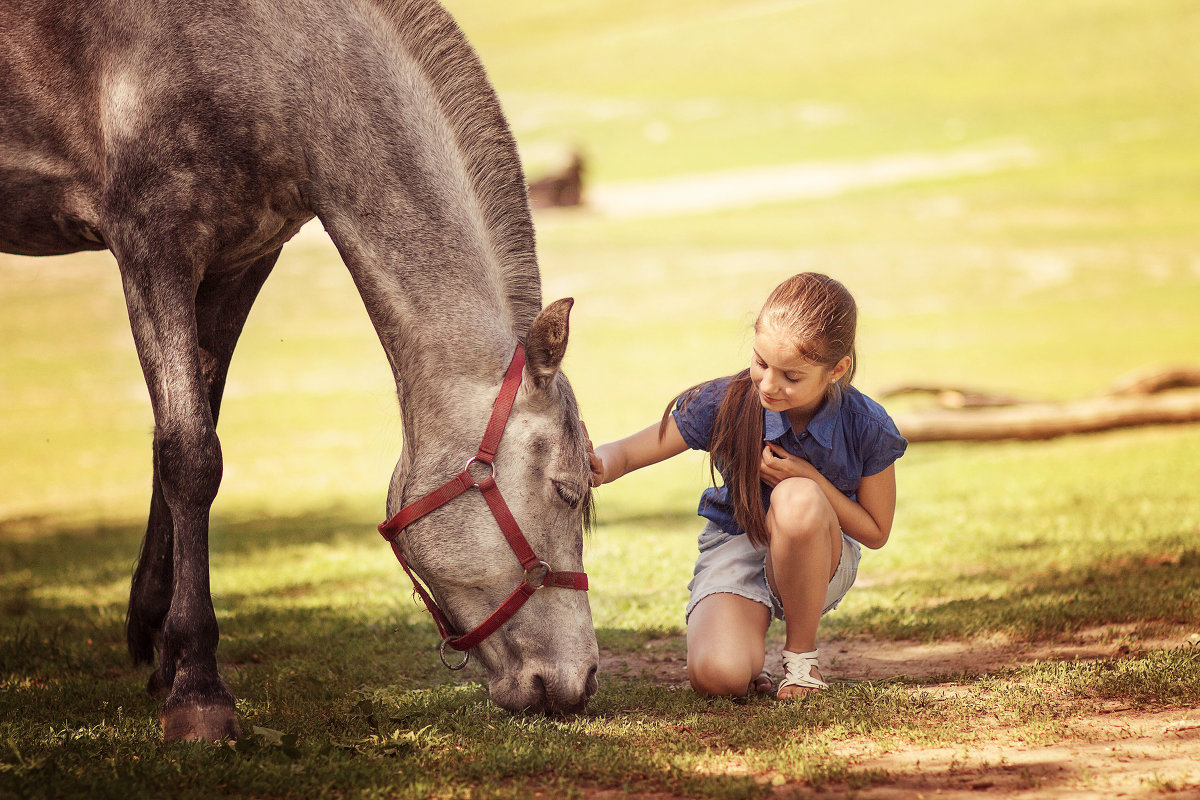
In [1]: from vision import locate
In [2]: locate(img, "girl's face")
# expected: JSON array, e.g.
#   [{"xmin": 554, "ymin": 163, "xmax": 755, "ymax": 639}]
[{"xmin": 750, "ymin": 325, "xmax": 849, "ymax": 423}]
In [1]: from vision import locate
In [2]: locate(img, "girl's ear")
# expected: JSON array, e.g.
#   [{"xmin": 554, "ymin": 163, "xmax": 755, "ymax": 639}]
[
  {"xmin": 830, "ymin": 355, "xmax": 852, "ymax": 384},
  {"xmin": 525, "ymin": 298, "xmax": 573, "ymax": 390}
]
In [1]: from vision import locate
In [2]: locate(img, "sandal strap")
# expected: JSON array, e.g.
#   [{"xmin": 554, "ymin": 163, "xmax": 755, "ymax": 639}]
[{"xmin": 779, "ymin": 649, "xmax": 828, "ymax": 691}]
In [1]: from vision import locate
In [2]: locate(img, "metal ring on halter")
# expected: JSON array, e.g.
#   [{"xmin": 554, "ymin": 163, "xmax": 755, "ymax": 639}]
[
  {"xmin": 439, "ymin": 638, "xmax": 470, "ymax": 670},
  {"xmin": 522, "ymin": 560, "xmax": 552, "ymax": 590},
  {"xmin": 463, "ymin": 456, "xmax": 495, "ymax": 486}
]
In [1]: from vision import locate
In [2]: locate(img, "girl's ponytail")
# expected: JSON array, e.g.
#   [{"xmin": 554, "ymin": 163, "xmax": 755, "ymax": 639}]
[
  {"xmin": 661, "ymin": 370, "xmax": 769, "ymax": 547},
  {"xmin": 709, "ymin": 370, "xmax": 769, "ymax": 546}
]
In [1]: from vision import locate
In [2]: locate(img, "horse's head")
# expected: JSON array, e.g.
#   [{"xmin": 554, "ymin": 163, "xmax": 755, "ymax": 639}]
[{"xmin": 387, "ymin": 298, "xmax": 599, "ymax": 714}]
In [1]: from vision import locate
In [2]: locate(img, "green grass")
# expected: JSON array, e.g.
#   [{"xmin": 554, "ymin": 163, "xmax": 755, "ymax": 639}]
[{"xmin": 4, "ymin": 0, "xmax": 1200, "ymax": 796}]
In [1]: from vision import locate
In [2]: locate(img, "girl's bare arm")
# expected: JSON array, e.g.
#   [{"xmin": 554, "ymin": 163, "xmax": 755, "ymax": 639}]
[{"xmin": 589, "ymin": 416, "xmax": 689, "ymax": 486}]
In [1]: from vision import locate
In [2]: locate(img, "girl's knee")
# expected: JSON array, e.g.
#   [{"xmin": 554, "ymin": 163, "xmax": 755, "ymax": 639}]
[
  {"xmin": 688, "ymin": 651, "xmax": 756, "ymax": 697},
  {"xmin": 769, "ymin": 478, "xmax": 830, "ymax": 536}
]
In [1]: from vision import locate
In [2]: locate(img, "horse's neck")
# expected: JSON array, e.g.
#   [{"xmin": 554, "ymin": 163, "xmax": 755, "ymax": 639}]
[
  {"xmin": 305, "ymin": 0, "xmax": 541, "ymax": 437},
  {"xmin": 330, "ymin": 204, "xmax": 526, "ymax": 436}
]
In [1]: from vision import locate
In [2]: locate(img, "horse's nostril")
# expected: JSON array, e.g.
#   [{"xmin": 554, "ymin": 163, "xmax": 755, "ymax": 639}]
[{"xmin": 585, "ymin": 665, "xmax": 599, "ymax": 698}]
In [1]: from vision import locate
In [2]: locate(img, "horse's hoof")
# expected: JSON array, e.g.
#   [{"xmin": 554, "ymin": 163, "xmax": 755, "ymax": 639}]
[
  {"xmin": 160, "ymin": 704, "xmax": 241, "ymax": 742},
  {"xmin": 146, "ymin": 669, "xmax": 171, "ymax": 701}
]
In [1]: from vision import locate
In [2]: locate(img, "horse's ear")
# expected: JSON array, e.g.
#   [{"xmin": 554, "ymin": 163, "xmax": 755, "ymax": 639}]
[{"xmin": 525, "ymin": 297, "xmax": 573, "ymax": 390}]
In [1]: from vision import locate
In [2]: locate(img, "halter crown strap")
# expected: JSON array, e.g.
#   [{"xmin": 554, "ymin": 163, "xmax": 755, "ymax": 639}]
[
  {"xmin": 376, "ymin": 343, "xmax": 589, "ymax": 662},
  {"xmin": 377, "ymin": 347, "xmax": 527, "ymax": 541},
  {"xmin": 476, "ymin": 346, "xmax": 526, "ymax": 462}
]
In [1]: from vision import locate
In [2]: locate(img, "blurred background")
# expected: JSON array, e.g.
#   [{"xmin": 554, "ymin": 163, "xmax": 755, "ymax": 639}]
[{"xmin": 1, "ymin": 0, "xmax": 1197, "ymax": 630}]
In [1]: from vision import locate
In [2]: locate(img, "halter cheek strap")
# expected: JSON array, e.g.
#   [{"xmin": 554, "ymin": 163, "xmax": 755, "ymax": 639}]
[{"xmin": 377, "ymin": 344, "xmax": 589, "ymax": 668}]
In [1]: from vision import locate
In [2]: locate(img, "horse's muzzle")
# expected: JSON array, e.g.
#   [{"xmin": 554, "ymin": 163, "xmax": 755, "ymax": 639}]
[{"xmin": 490, "ymin": 658, "xmax": 599, "ymax": 716}]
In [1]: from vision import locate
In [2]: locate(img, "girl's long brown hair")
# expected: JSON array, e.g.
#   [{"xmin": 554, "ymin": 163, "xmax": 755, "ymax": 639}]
[{"xmin": 659, "ymin": 273, "xmax": 857, "ymax": 547}]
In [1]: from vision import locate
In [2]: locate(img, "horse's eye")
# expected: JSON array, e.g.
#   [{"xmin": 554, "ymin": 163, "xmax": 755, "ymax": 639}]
[{"xmin": 551, "ymin": 479, "xmax": 582, "ymax": 508}]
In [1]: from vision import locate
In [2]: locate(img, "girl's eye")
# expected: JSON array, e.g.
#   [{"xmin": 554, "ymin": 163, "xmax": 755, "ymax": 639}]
[{"xmin": 552, "ymin": 479, "xmax": 582, "ymax": 508}]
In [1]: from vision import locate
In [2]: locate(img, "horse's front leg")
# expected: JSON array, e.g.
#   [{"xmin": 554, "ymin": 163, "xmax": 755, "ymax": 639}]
[
  {"xmin": 125, "ymin": 251, "xmax": 281, "ymax": 729},
  {"xmin": 126, "ymin": 466, "xmax": 174, "ymax": 695},
  {"xmin": 116, "ymin": 252, "xmax": 244, "ymax": 741}
]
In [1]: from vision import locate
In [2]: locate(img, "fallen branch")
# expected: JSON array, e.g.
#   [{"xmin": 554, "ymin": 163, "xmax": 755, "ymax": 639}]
[
  {"xmin": 1103, "ymin": 366, "xmax": 1200, "ymax": 397},
  {"xmin": 879, "ymin": 384, "xmax": 1032, "ymax": 408},
  {"xmin": 894, "ymin": 389, "xmax": 1200, "ymax": 442},
  {"xmin": 884, "ymin": 366, "xmax": 1200, "ymax": 407}
]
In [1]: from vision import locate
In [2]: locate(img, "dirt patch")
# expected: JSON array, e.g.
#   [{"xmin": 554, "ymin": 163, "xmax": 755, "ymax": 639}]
[
  {"xmin": 822, "ymin": 711, "xmax": 1200, "ymax": 800},
  {"xmin": 599, "ymin": 628, "xmax": 1200, "ymax": 799},
  {"xmin": 602, "ymin": 626, "xmax": 1197, "ymax": 687}
]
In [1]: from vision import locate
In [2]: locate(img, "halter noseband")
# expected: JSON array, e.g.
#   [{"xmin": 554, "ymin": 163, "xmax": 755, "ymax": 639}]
[{"xmin": 377, "ymin": 344, "xmax": 589, "ymax": 669}]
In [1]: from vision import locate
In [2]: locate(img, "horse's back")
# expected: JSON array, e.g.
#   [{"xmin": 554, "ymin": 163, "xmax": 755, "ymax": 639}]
[
  {"xmin": 0, "ymin": 0, "xmax": 395, "ymax": 260},
  {"xmin": 0, "ymin": 0, "xmax": 109, "ymax": 254},
  {"xmin": 2, "ymin": 0, "xmax": 531, "ymax": 287}
]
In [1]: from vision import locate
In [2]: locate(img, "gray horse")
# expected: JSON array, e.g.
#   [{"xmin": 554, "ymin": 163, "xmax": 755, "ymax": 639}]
[{"xmin": 1, "ymin": 0, "xmax": 599, "ymax": 740}]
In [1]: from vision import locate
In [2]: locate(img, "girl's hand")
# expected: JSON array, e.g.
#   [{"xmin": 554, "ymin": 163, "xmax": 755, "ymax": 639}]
[
  {"xmin": 588, "ymin": 450, "xmax": 606, "ymax": 486},
  {"xmin": 583, "ymin": 422, "xmax": 610, "ymax": 487},
  {"xmin": 589, "ymin": 444, "xmax": 619, "ymax": 487},
  {"xmin": 758, "ymin": 441, "xmax": 814, "ymax": 487}
]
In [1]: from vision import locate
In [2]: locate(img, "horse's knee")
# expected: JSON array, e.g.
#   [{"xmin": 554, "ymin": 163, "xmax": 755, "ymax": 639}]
[
  {"xmin": 688, "ymin": 650, "xmax": 756, "ymax": 697},
  {"xmin": 154, "ymin": 421, "xmax": 223, "ymax": 508}
]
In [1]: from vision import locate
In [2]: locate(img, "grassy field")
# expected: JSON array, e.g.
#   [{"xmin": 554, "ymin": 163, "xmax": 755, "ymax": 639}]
[{"xmin": 3, "ymin": 0, "xmax": 1200, "ymax": 797}]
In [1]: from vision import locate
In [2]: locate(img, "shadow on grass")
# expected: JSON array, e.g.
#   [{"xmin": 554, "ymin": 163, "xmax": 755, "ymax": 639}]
[
  {"xmin": 0, "ymin": 573, "xmax": 773, "ymax": 798},
  {"xmin": 0, "ymin": 507, "xmax": 386, "ymax": 593},
  {"xmin": 4, "ymin": 505, "xmax": 1200, "ymax": 799},
  {"xmin": 7, "ymin": 507, "xmax": 1198, "ymax": 656}
]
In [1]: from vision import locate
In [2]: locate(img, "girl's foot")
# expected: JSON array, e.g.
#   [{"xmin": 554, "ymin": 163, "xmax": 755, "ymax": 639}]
[
  {"xmin": 777, "ymin": 649, "xmax": 827, "ymax": 699},
  {"xmin": 749, "ymin": 670, "xmax": 773, "ymax": 695}
]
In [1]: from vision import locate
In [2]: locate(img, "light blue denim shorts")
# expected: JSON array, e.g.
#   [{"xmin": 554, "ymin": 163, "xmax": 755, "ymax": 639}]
[{"xmin": 684, "ymin": 521, "xmax": 861, "ymax": 622}]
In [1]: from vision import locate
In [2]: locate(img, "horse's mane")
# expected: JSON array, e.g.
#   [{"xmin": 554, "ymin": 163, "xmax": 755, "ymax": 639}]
[{"xmin": 373, "ymin": 0, "xmax": 542, "ymax": 335}]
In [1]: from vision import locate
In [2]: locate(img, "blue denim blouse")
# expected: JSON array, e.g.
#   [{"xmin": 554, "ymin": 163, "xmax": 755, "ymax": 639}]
[{"xmin": 672, "ymin": 378, "xmax": 907, "ymax": 536}]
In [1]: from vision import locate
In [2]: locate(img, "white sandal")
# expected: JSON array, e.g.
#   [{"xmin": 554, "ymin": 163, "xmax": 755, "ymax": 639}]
[{"xmin": 778, "ymin": 649, "xmax": 828, "ymax": 695}]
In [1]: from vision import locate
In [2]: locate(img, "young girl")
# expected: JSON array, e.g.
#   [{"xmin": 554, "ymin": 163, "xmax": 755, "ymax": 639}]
[{"xmin": 588, "ymin": 273, "xmax": 906, "ymax": 699}]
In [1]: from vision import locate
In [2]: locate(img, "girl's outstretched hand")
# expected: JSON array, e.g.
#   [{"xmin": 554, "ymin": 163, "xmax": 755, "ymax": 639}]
[
  {"xmin": 758, "ymin": 441, "xmax": 814, "ymax": 487},
  {"xmin": 583, "ymin": 422, "xmax": 607, "ymax": 486},
  {"xmin": 588, "ymin": 449, "xmax": 605, "ymax": 487}
]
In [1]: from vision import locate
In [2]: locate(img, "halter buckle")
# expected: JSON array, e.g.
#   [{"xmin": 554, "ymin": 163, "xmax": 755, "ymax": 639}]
[{"xmin": 522, "ymin": 560, "xmax": 552, "ymax": 590}]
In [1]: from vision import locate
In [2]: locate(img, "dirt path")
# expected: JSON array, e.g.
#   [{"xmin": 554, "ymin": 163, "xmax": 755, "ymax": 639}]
[
  {"xmin": 583, "ymin": 142, "xmax": 1037, "ymax": 221},
  {"xmin": 290, "ymin": 141, "xmax": 1038, "ymax": 245},
  {"xmin": 830, "ymin": 711, "xmax": 1200, "ymax": 799},
  {"xmin": 599, "ymin": 629, "xmax": 1200, "ymax": 799},
  {"xmin": 604, "ymin": 629, "xmax": 1196, "ymax": 686}
]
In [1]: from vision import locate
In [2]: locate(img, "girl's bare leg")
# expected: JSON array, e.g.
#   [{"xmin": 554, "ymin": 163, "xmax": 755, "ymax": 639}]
[
  {"xmin": 686, "ymin": 592, "xmax": 771, "ymax": 696},
  {"xmin": 765, "ymin": 477, "xmax": 843, "ymax": 698}
]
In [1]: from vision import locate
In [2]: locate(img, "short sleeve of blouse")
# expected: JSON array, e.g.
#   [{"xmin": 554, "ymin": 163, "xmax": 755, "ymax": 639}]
[
  {"xmin": 860, "ymin": 415, "xmax": 908, "ymax": 477},
  {"xmin": 671, "ymin": 379, "xmax": 729, "ymax": 452}
]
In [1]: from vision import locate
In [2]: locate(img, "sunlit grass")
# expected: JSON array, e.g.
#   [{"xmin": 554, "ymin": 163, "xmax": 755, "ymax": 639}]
[{"xmin": 3, "ymin": 0, "xmax": 1200, "ymax": 796}]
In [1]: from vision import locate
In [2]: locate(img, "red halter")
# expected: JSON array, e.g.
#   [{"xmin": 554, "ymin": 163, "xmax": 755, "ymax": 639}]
[{"xmin": 378, "ymin": 344, "xmax": 589, "ymax": 669}]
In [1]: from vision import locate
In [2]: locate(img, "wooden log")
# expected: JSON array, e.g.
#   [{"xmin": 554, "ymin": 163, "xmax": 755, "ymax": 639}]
[
  {"xmin": 878, "ymin": 384, "xmax": 1032, "ymax": 408},
  {"xmin": 893, "ymin": 390, "xmax": 1200, "ymax": 443},
  {"xmin": 882, "ymin": 367, "xmax": 1200, "ymax": 407},
  {"xmin": 1104, "ymin": 366, "xmax": 1200, "ymax": 397}
]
